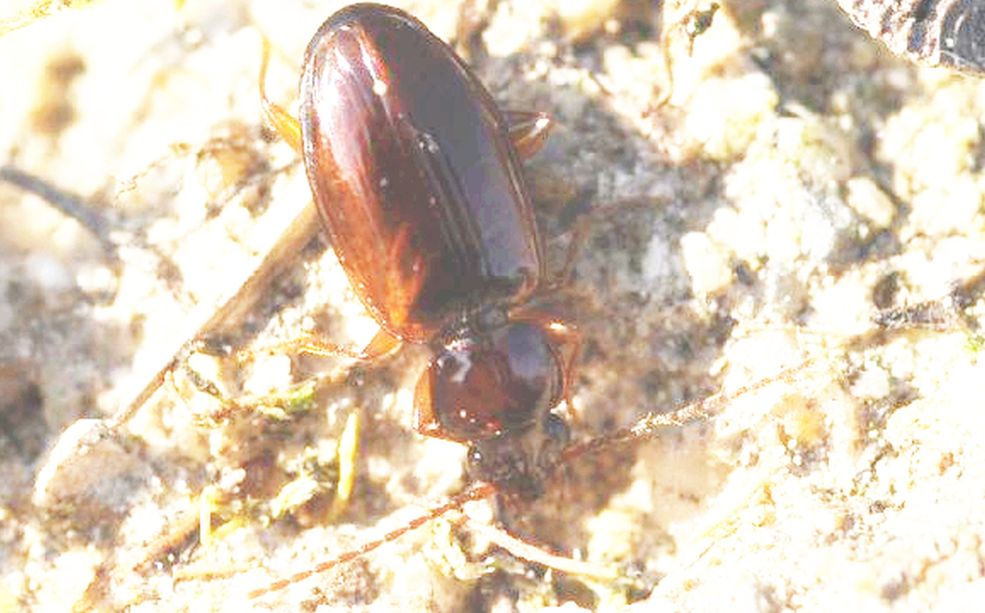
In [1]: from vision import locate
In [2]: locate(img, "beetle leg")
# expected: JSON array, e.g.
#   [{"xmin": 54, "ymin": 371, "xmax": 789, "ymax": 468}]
[
  {"xmin": 413, "ymin": 368, "xmax": 442, "ymax": 438},
  {"xmin": 252, "ymin": 329, "xmax": 401, "ymax": 362},
  {"xmin": 504, "ymin": 110, "xmax": 553, "ymax": 160},
  {"xmin": 412, "ymin": 366, "xmax": 467, "ymax": 442},
  {"xmin": 260, "ymin": 38, "xmax": 303, "ymax": 152},
  {"xmin": 171, "ymin": 344, "xmax": 325, "ymax": 422},
  {"xmin": 541, "ymin": 320, "xmax": 582, "ymax": 423},
  {"xmin": 546, "ymin": 197, "xmax": 660, "ymax": 291},
  {"xmin": 554, "ymin": 216, "xmax": 590, "ymax": 290},
  {"xmin": 358, "ymin": 327, "xmax": 403, "ymax": 360},
  {"xmin": 534, "ymin": 215, "xmax": 592, "ymax": 293}
]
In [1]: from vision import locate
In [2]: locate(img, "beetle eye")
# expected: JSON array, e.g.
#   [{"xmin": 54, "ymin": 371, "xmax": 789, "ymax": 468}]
[
  {"xmin": 467, "ymin": 446, "xmax": 483, "ymax": 471},
  {"xmin": 544, "ymin": 412, "xmax": 570, "ymax": 447}
]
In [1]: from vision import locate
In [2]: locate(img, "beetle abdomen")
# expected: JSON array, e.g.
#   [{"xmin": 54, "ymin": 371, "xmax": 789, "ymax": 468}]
[{"xmin": 300, "ymin": 4, "xmax": 543, "ymax": 341}]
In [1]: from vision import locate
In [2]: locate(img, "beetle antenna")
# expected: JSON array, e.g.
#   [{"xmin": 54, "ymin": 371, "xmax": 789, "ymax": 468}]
[
  {"xmin": 562, "ymin": 358, "xmax": 819, "ymax": 463},
  {"xmin": 248, "ymin": 359, "xmax": 821, "ymax": 599},
  {"xmin": 248, "ymin": 482, "xmax": 497, "ymax": 599}
]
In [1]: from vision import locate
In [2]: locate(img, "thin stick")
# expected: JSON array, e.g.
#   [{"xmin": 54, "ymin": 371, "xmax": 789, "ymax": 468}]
[
  {"xmin": 0, "ymin": 164, "xmax": 118, "ymax": 253},
  {"xmin": 106, "ymin": 200, "xmax": 320, "ymax": 430},
  {"xmin": 248, "ymin": 482, "xmax": 497, "ymax": 599}
]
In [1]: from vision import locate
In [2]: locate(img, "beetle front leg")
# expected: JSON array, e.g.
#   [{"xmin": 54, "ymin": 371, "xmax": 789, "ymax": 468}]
[
  {"xmin": 250, "ymin": 326, "xmax": 402, "ymax": 362},
  {"xmin": 542, "ymin": 320, "xmax": 582, "ymax": 422}
]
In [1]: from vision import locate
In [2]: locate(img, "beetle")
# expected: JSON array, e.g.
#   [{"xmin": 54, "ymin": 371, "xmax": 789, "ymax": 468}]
[
  {"xmin": 261, "ymin": 3, "xmax": 579, "ymax": 501},
  {"xmin": 15, "ymin": 0, "xmax": 964, "ymax": 604}
]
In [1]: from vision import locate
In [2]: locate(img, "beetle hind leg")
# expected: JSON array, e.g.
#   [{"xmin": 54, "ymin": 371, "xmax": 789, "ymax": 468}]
[{"xmin": 260, "ymin": 38, "xmax": 303, "ymax": 152}]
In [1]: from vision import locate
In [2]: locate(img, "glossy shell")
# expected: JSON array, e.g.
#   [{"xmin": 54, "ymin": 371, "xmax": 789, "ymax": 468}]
[{"xmin": 299, "ymin": 4, "xmax": 543, "ymax": 342}]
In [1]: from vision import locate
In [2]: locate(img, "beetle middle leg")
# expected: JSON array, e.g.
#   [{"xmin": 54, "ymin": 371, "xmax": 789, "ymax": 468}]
[
  {"xmin": 170, "ymin": 329, "xmax": 385, "ymax": 425},
  {"xmin": 170, "ymin": 339, "xmax": 316, "ymax": 422},
  {"xmin": 504, "ymin": 110, "xmax": 554, "ymax": 159}
]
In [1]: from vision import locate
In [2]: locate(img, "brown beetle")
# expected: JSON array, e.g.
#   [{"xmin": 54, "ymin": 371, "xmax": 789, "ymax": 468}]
[
  {"xmin": 264, "ymin": 3, "xmax": 578, "ymax": 501},
  {"xmin": 244, "ymin": 3, "xmax": 826, "ymax": 600}
]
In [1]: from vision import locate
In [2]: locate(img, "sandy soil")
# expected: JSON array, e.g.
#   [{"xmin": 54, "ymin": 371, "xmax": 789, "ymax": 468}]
[{"xmin": 1, "ymin": 0, "xmax": 984, "ymax": 611}]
